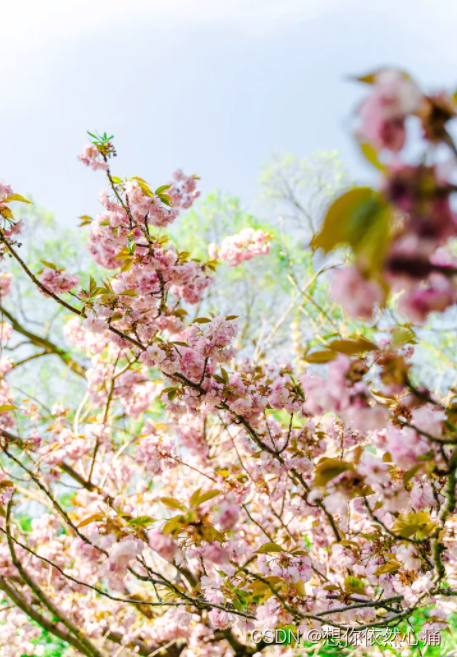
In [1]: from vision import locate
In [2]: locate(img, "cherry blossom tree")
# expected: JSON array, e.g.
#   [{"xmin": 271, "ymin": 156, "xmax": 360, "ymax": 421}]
[{"xmin": 1, "ymin": 70, "xmax": 457, "ymax": 657}]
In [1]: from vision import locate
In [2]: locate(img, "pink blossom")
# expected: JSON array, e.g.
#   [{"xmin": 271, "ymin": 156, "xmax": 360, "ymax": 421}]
[
  {"xmin": 208, "ymin": 609, "xmax": 232, "ymax": 629},
  {"xmin": 332, "ymin": 266, "xmax": 385, "ymax": 320},
  {"xmin": 323, "ymin": 491, "xmax": 348, "ymax": 515},
  {"xmin": 78, "ymin": 143, "xmax": 108, "ymax": 171},
  {"xmin": 214, "ymin": 497, "xmax": 240, "ymax": 531},
  {"xmin": 202, "ymin": 543, "xmax": 230, "ymax": 564},
  {"xmin": 40, "ymin": 268, "xmax": 80, "ymax": 296},
  {"xmin": 108, "ymin": 538, "xmax": 143, "ymax": 570},
  {"xmin": 0, "ymin": 181, "xmax": 13, "ymax": 202},
  {"xmin": 209, "ymin": 228, "xmax": 271, "ymax": 266},
  {"xmin": 398, "ymin": 274, "xmax": 457, "ymax": 323},
  {"xmin": 83, "ymin": 317, "xmax": 108, "ymax": 334},
  {"xmin": 0, "ymin": 273, "xmax": 12, "ymax": 297},
  {"xmin": 0, "ymin": 322, "xmax": 12, "ymax": 345},
  {"xmin": 358, "ymin": 69, "xmax": 422, "ymax": 152},
  {"xmin": 148, "ymin": 530, "xmax": 178, "ymax": 562}
]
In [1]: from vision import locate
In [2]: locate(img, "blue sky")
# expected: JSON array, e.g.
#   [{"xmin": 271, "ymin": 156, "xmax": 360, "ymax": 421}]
[{"xmin": 2, "ymin": 0, "xmax": 457, "ymax": 225}]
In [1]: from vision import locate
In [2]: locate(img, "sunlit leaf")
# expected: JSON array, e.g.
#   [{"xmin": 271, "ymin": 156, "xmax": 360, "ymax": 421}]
[
  {"xmin": 78, "ymin": 513, "xmax": 104, "ymax": 528},
  {"xmin": 0, "ymin": 405, "xmax": 16, "ymax": 412},
  {"xmin": 374, "ymin": 562, "xmax": 401, "ymax": 576},
  {"xmin": 160, "ymin": 497, "xmax": 186, "ymax": 511},
  {"xmin": 155, "ymin": 184, "xmax": 172, "ymax": 194},
  {"xmin": 40, "ymin": 260, "xmax": 57, "ymax": 270},
  {"xmin": 359, "ymin": 142, "xmax": 386, "ymax": 172},
  {"xmin": 255, "ymin": 542, "xmax": 285, "ymax": 554},
  {"xmin": 4, "ymin": 193, "xmax": 31, "ymax": 204},
  {"xmin": 190, "ymin": 490, "xmax": 221, "ymax": 508}
]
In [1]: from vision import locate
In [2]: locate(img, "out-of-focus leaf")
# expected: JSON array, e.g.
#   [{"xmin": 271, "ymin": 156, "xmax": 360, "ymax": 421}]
[
  {"xmin": 0, "ymin": 405, "xmax": 16, "ymax": 412},
  {"xmin": 312, "ymin": 186, "xmax": 390, "ymax": 276},
  {"xmin": 193, "ymin": 317, "xmax": 211, "ymax": 324},
  {"xmin": 128, "ymin": 516, "xmax": 156, "ymax": 527},
  {"xmin": 255, "ymin": 542, "xmax": 285, "ymax": 554},
  {"xmin": 78, "ymin": 513, "xmax": 104, "ymax": 528},
  {"xmin": 359, "ymin": 142, "xmax": 386, "ymax": 172},
  {"xmin": 314, "ymin": 458, "xmax": 354, "ymax": 487},
  {"xmin": 304, "ymin": 350, "xmax": 336, "ymax": 364},
  {"xmin": 190, "ymin": 489, "xmax": 221, "ymax": 508},
  {"xmin": 392, "ymin": 512, "xmax": 436, "ymax": 539},
  {"xmin": 40, "ymin": 260, "xmax": 57, "ymax": 270},
  {"xmin": 328, "ymin": 337, "xmax": 378, "ymax": 355},
  {"xmin": 160, "ymin": 497, "xmax": 186, "ymax": 511},
  {"xmin": 403, "ymin": 464, "xmax": 424, "ymax": 486}
]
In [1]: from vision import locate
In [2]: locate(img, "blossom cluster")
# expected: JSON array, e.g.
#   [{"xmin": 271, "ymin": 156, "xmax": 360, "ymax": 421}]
[{"xmin": 208, "ymin": 227, "xmax": 271, "ymax": 266}]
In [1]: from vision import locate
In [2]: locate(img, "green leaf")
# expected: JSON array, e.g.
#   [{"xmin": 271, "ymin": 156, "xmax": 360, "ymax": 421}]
[
  {"xmin": 392, "ymin": 512, "xmax": 436, "ymax": 539},
  {"xmin": 155, "ymin": 184, "xmax": 172, "ymax": 194},
  {"xmin": 162, "ymin": 515, "xmax": 186, "ymax": 535},
  {"xmin": 312, "ymin": 186, "xmax": 390, "ymax": 276},
  {"xmin": 128, "ymin": 516, "xmax": 156, "ymax": 527},
  {"xmin": 40, "ymin": 260, "xmax": 57, "ymax": 270},
  {"xmin": 255, "ymin": 542, "xmax": 285, "ymax": 554},
  {"xmin": 0, "ymin": 405, "xmax": 16, "ymax": 412},
  {"xmin": 190, "ymin": 490, "xmax": 221, "ymax": 508},
  {"xmin": 111, "ymin": 176, "xmax": 123, "ymax": 184},
  {"xmin": 344, "ymin": 575, "xmax": 366, "ymax": 596},
  {"xmin": 160, "ymin": 497, "xmax": 186, "ymax": 511},
  {"xmin": 159, "ymin": 194, "xmax": 173, "ymax": 206}
]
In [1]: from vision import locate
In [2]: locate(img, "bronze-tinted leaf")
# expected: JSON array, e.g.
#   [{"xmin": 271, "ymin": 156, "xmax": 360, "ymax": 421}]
[
  {"xmin": 255, "ymin": 542, "xmax": 285, "ymax": 554},
  {"xmin": 304, "ymin": 350, "xmax": 336, "ymax": 364},
  {"xmin": 314, "ymin": 458, "xmax": 354, "ymax": 487}
]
